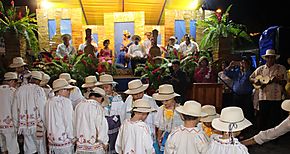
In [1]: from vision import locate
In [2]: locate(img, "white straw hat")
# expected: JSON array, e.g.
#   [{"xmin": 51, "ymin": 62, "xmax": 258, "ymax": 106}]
[
  {"xmin": 52, "ymin": 78, "xmax": 74, "ymax": 92},
  {"xmin": 212, "ymin": 107, "xmax": 252, "ymax": 132},
  {"xmin": 281, "ymin": 99, "xmax": 290, "ymax": 112},
  {"xmin": 95, "ymin": 74, "xmax": 117, "ymax": 86},
  {"xmin": 29, "ymin": 71, "xmax": 43, "ymax": 81},
  {"xmin": 91, "ymin": 87, "xmax": 109, "ymax": 107},
  {"xmin": 59, "ymin": 73, "xmax": 76, "ymax": 83},
  {"xmin": 262, "ymin": 49, "xmax": 280, "ymax": 60},
  {"xmin": 124, "ymin": 79, "xmax": 149, "ymax": 95},
  {"xmin": 200, "ymin": 105, "xmax": 220, "ymax": 123},
  {"xmin": 153, "ymin": 84, "xmax": 180, "ymax": 101},
  {"xmin": 82, "ymin": 76, "xmax": 98, "ymax": 88},
  {"xmin": 4, "ymin": 72, "xmax": 18, "ymax": 81},
  {"xmin": 176, "ymin": 100, "xmax": 207, "ymax": 117},
  {"xmin": 132, "ymin": 99, "xmax": 156, "ymax": 113},
  {"xmin": 9, "ymin": 57, "xmax": 27, "ymax": 68},
  {"xmin": 40, "ymin": 73, "xmax": 50, "ymax": 86}
]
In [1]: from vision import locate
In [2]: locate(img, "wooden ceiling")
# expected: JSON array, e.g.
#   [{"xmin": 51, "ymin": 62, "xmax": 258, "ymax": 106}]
[{"xmin": 42, "ymin": 0, "xmax": 200, "ymax": 25}]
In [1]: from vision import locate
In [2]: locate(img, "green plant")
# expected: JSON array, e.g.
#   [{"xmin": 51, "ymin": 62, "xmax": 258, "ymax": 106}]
[
  {"xmin": 0, "ymin": 1, "xmax": 39, "ymax": 53},
  {"xmin": 197, "ymin": 5, "xmax": 252, "ymax": 50}
]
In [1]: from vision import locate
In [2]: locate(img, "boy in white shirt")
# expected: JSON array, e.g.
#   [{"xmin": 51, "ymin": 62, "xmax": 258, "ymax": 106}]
[
  {"xmin": 206, "ymin": 107, "xmax": 252, "ymax": 154},
  {"xmin": 165, "ymin": 100, "xmax": 209, "ymax": 154},
  {"xmin": 115, "ymin": 99, "xmax": 156, "ymax": 154}
]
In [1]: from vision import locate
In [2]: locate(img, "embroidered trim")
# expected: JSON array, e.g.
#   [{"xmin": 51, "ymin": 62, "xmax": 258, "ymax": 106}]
[{"xmin": 76, "ymin": 143, "xmax": 103, "ymax": 151}]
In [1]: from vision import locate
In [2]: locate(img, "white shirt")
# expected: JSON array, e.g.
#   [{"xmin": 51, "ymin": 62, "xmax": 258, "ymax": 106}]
[
  {"xmin": 128, "ymin": 44, "xmax": 146, "ymax": 58},
  {"xmin": 0, "ymin": 85, "xmax": 16, "ymax": 134},
  {"xmin": 179, "ymin": 41, "xmax": 199, "ymax": 57},
  {"xmin": 250, "ymin": 64, "xmax": 287, "ymax": 101},
  {"xmin": 125, "ymin": 94, "xmax": 158, "ymax": 137},
  {"xmin": 104, "ymin": 93, "xmax": 126, "ymax": 123},
  {"xmin": 56, "ymin": 43, "xmax": 76, "ymax": 58},
  {"xmin": 46, "ymin": 95, "xmax": 74, "ymax": 148},
  {"xmin": 154, "ymin": 105, "xmax": 183, "ymax": 132},
  {"xmin": 75, "ymin": 99, "xmax": 109, "ymax": 153},
  {"xmin": 206, "ymin": 134, "xmax": 249, "ymax": 154},
  {"xmin": 165, "ymin": 125, "xmax": 209, "ymax": 154},
  {"xmin": 13, "ymin": 83, "xmax": 46, "ymax": 134},
  {"xmin": 69, "ymin": 86, "xmax": 84, "ymax": 109},
  {"xmin": 254, "ymin": 115, "xmax": 290, "ymax": 144},
  {"xmin": 143, "ymin": 39, "xmax": 151, "ymax": 54},
  {"xmin": 115, "ymin": 119, "xmax": 155, "ymax": 154}
]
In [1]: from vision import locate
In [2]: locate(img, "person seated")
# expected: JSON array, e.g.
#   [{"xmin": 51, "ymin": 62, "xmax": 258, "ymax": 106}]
[
  {"xmin": 194, "ymin": 56, "xmax": 216, "ymax": 83},
  {"xmin": 99, "ymin": 39, "xmax": 113, "ymax": 64},
  {"xmin": 116, "ymin": 30, "xmax": 132, "ymax": 68},
  {"xmin": 56, "ymin": 34, "xmax": 76, "ymax": 58},
  {"xmin": 78, "ymin": 36, "xmax": 98, "ymax": 56},
  {"xmin": 163, "ymin": 36, "xmax": 179, "ymax": 59},
  {"xmin": 128, "ymin": 35, "xmax": 146, "ymax": 73},
  {"xmin": 179, "ymin": 34, "xmax": 199, "ymax": 58}
]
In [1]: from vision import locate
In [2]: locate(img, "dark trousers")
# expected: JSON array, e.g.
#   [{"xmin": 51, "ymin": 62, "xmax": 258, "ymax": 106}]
[
  {"xmin": 258, "ymin": 100, "xmax": 286, "ymax": 131},
  {"xmin": 233, "ymin": 94, "xmax": 255, "ymax": 123}
]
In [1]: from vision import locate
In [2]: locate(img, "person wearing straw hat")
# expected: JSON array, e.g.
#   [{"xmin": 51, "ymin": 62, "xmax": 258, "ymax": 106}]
[
  {"xmin": 96, "ymin": 74, "xmax": 126, "ymax": 154},
  {"xmin": 56, "ymin": 34, "xmax": 76, "ymax": 58},
  {"xmin": 124, "ymin": 79, "xmax": 159, "ymax": 140},
  {"xmin": 82, "ymin": 75, "xmax": 99, "ymax": 99},
  {"xmin": 199, "ymin": 105, "xmax": 220, "ymax": 137},
  {"xmin": 128, "ymin": 35, "xmax": 146, "ymax": 73},
  {"xmin": 13, "ymin": 71, "xmax": 47, "ymax": 154},
  {"xmin": 46, "ymin": 79, "xmax": 74, "ymax": 154},
  {"xmin": 40, "ymin": 72, "xmax": 54, "ymax": 98},
  {"xmin": 115, "ymin": 99, "xmax": 156, "ymax": 154},
  {"xmin": 165, "ymin": 100, "xmax": 209, "ymax": 154},
  {"xmin": 152, "ymin": 84, "xmax": 183, "ymax": 154},
  {"xmin": 0, "ymin": 72, "xmax": 19, "ymax": 154},
  {"xmin": 206, "ymin": 107, "xmax": 252, "ymax": 154},
  {"xmin": 115, "ymin": 30, "xmax": 133, "ymax": 68},
  {"xmin": 250, "ymin": 49, "xmax": 287, "ymax": 131},
  {"xmin": 59, "ymin": 73, "xmax": 84, "ymax": 109},
  {"xmin": 9, "ymin": 57, "xmax": 30, "ymax": 85},
  {"xmin": 242, "ymin": 99, "xmax": 290, "ymax": 146},
  {"xmin": 74, "ymin": 87, "xmax": 109, "ymax": 154},
  {"xmin": 163, "ymin": 36, "xmax": 179, "ymax": 59}
]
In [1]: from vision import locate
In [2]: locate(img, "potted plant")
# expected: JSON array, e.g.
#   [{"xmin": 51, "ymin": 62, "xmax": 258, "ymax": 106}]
[
  {"xmin": 197, "ymin": 5, "xmax": 252, "ymax": 59},
  {"xmin": 0, "ymin": 0, "xmax": 39, "ymax": 68}
]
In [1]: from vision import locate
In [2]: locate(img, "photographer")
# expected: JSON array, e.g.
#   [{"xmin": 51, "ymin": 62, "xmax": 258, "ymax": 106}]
[{"xmin": 224, "ymin": 56, "xmax": 254, "ymax": 123}]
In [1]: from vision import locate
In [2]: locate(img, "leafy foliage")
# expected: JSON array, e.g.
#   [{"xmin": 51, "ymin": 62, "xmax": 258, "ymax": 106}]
[
  {"xmin": 197, "ymin": 5, "xmax": 252, "ymax": 50},
  {"xmin": 0, "ymin": 1, "xmax": 39, "ymax": 53}
]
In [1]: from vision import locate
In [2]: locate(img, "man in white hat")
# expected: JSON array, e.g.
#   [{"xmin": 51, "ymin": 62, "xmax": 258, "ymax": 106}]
[
  {"xmin": 56, "ymin": 34, "xmax": 76, "ymax": 58},
  {"xmin": 74, "ymin": 87, "xmax": 109, "ymax": 154},
  {"xmin": 81, "ymin": 75, "xmax": 99, "ymax": 99},
  {"xmin": 13, "ymin": 71, "xmax": 47, "ymax": 154},
  {"xmin": 124, "ymin": 79, "xmax": 159, "ymax": 139},
  {"xmin": 250, "ymin": 49, "xmax": 287, "ymax": 131},
  {"xmin": 0, "ymin": 72, "xmax": 19, "ymax": 154},
  {"xmin": 242, "ymin": 99, "xmax": 290, "ymax": 146},
  {"xmin": 152, "ymin": 84, "xmax": 183, "ymax": 153},
  {"xmin": 59, "ymin": 73, "xmax": 84, "ymax": 109},
  {"xmin": 9, "ymin": 57, "xmax": 30, "ymax": 85},
  {"xmin": 96, "ymin": 74, "xmax": 126, "ymax": 154},
  {"xmin": 165, "ymin": 100, "xmax": 209, "ymax": 154},
  {"xmin": 179, "ymin": 34, "xmax": 199, "ymax": 57},
  {"xmin": 164, "ymin": 36, "xmax": 179, "ymax": 59},
  {"xmin": 46, "ymin": 78, "xmax": 74, "ymax": 154},
  {"xmin": 115, "ymin": 99, "xmax": 156, "ymax": 154},
  {"xmin": 206, "ymin": 107, "xmax": 252, "ymax": 154},
  {"xmin": 128, "ymin": 35, "xmax": 146, "ymax": 73}
]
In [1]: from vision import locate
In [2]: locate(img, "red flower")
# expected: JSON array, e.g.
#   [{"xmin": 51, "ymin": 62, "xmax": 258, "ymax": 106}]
[
  {"xmin": 18, "ymin": 12, "xmax": 22, "ymax": 19},
  {"xmin": 63, "ymin": 55, "xmax": 68, "ymax": 61},
  {"xmin": 81, "ymin": 60, "xmax": 87, "ymax": 65},
  {"xmin": 54, "ymin": 57, "xmax": 60, "ymax": 61},
  {"xmin": 11, "ymin": 0, "xmax": 14, "ymax": 7},
  {"xmin": 88, "ymin": 54, "xmax": 93, "ymax": 59},
  {"xmin": 157, "ymin": 75, "xmax": 161, "ymax": 81},
  {"xmin": 78, "ymin": 51, "xmax": 84, "ymax": 56},
  {"xmin": 144, "ymin": 66, "xmax": 149, "ymax": 70},
  {"xmin": 152, "ymin": 67, "xmax": 160, "ymax": 74}
]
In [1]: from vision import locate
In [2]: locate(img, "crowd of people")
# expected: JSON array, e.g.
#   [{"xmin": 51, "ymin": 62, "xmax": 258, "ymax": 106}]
[{"xmin": 0, "ymin": 46, "xmax": 289, "ymax": 154}]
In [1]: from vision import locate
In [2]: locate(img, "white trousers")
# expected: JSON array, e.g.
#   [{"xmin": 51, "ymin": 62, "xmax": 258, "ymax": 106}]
[
  {"xmin": 23, "ymin": 134, "xmax": 46, "ymax": 154},
  {"xmin": 49, "ymin": 145, "xmax": 74, "ymax": 154},
  {"xmin": 0, "ymin": 133, "xmax": 20, "ymax": 154}
]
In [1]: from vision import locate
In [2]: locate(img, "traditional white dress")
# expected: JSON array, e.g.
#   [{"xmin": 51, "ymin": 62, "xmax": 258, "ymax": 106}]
[
  {"xmin": 69, "ymin": 86, "xmax": 85, "ymax": 109},
  {"xmin": 0, "ymin": 85, "xmax": 19, "ymax": 154},
  {"xmin": 75, "ymin": 99, "xmax": 109, "ymax": 154},
  {"xmin": 13, "ymin": 83, "xmax": 47, "ymax": 154},
  {"xmin": 46, "ymin": 95, "xmax": 74, "ymax": 154},
  {"xmin": 125, "ymin": 94, "xmax": 158, "ymax": 137},
  {"xmin": 165, "ymin": 125, "xmax": 209, "ymax": 154},
  {"xmin": 206, "ymin": 134, "xmax": 249, "ymax": 154},
  {"xmin": 115, "ymin": 119, "xmax": 155, "ymax": 154}
]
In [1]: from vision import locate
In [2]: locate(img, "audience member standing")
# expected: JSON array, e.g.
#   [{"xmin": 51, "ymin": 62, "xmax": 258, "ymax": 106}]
[
  {"xmin": 250, "ymin": 49, "xmax": 287, "ymax": 130},
  {"xmin": 56, "ymin": 34, "xmax": 76, "ymax": 58},
  {"xmin": 0, "ymin": 72, "xmax": 19, "ymax": 154}
]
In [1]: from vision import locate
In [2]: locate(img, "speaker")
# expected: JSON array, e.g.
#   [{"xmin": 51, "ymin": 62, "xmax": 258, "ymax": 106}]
[{"xmin": 276, "ymin": 27, "xmax": 290, "ymax": 69}]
